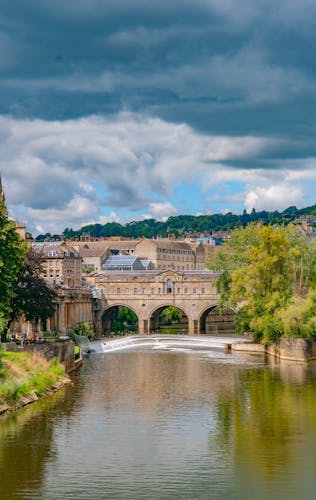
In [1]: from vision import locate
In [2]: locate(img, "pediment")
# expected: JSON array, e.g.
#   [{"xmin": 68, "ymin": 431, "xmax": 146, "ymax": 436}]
[{"xmin": 156, "ymin": 269, "xmax": 183, "ymax": 281}]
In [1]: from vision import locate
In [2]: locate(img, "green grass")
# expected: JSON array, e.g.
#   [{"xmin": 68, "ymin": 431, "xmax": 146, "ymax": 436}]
[{"xmin": 0, "ymin": 352, "xmax": 65, "ymax": 404}]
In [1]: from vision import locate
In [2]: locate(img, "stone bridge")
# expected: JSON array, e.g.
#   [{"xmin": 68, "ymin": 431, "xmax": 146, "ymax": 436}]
[{"xmin": 87, "ymin": 269, "xmax": 222, "ymax": 335}]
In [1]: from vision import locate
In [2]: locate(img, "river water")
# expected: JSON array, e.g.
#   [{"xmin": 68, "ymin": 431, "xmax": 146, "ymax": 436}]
[{"xmin": 1, "ymin": 336, "xmax": 316, "ymax": 499}]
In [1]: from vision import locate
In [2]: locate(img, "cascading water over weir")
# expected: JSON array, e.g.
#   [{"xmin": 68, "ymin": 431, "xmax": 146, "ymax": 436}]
[{"xmin": 89, "ymin": 335, "xmax": 250, "ymax": 354}]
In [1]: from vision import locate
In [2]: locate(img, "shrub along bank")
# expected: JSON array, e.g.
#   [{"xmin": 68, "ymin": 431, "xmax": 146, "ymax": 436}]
[{"xmin": 0, "ymin": 351, "xmax": 69, "ymax": 414}]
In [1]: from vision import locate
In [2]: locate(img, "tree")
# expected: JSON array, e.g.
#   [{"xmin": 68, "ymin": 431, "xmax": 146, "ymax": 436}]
[
  {"xmin": 159, "ymin": 306, "xmax": 182, "ymax": 324},
  {"xmin": 117, "ymin": 306, "xmax": 138, "ymax": 327},
  {"xmin": 10, "ymin": 249, "xmax": 56, "ymax": 329},
  {"xmin": 211, "ymin": 223, "xmax": 261, "ymax": 313},
  {"xmin": 277, "ymin": 290, "xmax": 316, "ymax": 339},
  {"xmin": 211, "ymin": 223, "xmax": 316, "ymax": 343},
  {"xmin": 0, "ymin": 204, "xmax": 27, "ymax": 339},
  {"xmin": 230, "ymin": 226, "xmax": 291, "ymax": 341}
]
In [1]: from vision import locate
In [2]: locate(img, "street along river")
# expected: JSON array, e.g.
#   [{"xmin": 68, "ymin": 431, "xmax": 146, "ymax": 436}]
[{"xmin": 1, "ymin": 335, "xmax": 316, "ymax": 499}]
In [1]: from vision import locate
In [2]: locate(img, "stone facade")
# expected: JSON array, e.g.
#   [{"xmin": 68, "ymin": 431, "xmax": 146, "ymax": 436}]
[
  {"xmin": 74, "ymin": 237, "xmax": 206, "ymax": 272},
  {"xmin": 88, "ymin": 269, "xmax": 220, "ymax": 335},
  {"xmin": 33, "ymin": 242, "xmax": 83, "ymax": 288},
  {"xmin": 135, "ymin": 239, "xmax": 205, "ymax": 271}
]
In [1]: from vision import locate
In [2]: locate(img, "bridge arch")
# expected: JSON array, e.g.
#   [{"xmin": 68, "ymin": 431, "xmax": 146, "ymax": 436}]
[
  {"xmin": 198, "ymin": 305, "xmax": 235, "ymax": 335},
  {"xmin": 101, "ymin": 304, "xmax": 139, "ymax": 336},
  {"xmin": 149, "ymin": 304, "xmax": 189, "ymax": 334}
]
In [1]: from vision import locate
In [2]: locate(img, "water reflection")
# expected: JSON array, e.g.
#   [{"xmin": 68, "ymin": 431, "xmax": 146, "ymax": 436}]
[
  {"xmin": 213, "ymin": 360, "xmax": 316, "ymax": 499},
  {"xmin": 1, "ymin": 350, "xmax": 316, "ymax": 499},
  {"xmin": 0, "ymin": 391, "xmax": 64, "ymax": 500}
]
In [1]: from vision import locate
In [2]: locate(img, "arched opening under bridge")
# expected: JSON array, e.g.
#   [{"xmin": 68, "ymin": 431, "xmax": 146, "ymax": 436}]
[
  {"xmin": 150, "ymin": 306, "xmax": 189, "ymax": 334},
  {"xmin": 199, "ymin": 306, "xmax": 235, "ymax": 335},
  {"xmin": 102, "ymin": 306, "xmax": 139, "ymax": 336}
]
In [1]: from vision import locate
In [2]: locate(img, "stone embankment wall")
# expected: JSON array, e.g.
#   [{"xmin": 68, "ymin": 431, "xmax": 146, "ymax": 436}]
[
  {"xmin": 2, "ymin": 340, "xmax": 78, "ymax": 373},
  {"xmin": 232, "ymin": 338, "xmax": 316, "ymax": 362}
]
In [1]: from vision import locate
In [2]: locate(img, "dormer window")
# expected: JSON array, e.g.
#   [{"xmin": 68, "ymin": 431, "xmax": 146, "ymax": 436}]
[{"xmin": 48, "ymin": 251, "xmax": 57, "ymax": 257}]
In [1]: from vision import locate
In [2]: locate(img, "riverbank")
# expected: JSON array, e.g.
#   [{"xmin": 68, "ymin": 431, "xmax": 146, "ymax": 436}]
[
  {"xmin": 0, "ymin": 351, "xmax": 71, "ymax": 416},
  {"xmin": 231, "ymin": 338, "xmax": 316, "ymax": 362}
]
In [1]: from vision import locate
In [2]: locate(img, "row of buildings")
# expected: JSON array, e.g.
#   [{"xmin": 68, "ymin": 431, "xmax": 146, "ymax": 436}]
[{"xmin": 31, "ymin": 236, "xmax": 211, "ymax": 288}]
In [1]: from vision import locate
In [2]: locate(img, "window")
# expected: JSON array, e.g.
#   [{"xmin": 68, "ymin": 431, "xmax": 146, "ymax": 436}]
[
  {"xmin": 142, "ymin": 288, "xmax": 146, "ymax": 294},
  {"xmin": 117, "ymin": 288, "xmax": 121, "ymax": 295},
  {"xmin": 134, "ymin": 288, "xmax": 137, "ymax": 294},
  {"xmin": 151, "ymin": 288, "xmax": 155, "ymax": 294},
  {"xmin": 166, "ymin": 279, "xmax": 174, "ymax": 294},
  {"xmin": 158, "ymin": 287, "xmax": 161, "ymax": 293},
  {"xmin": 184, "ymin": 287, "xmax": 188, "ymax": 293},
  {"xmin": 201, "ymin": 288, "xmax": 205, "ymax": 294},
  {"xmin": 177, "ymin": 288, "xmax": 181, "ymax": 294},
  {"xmin": 193, "ymin": 288, "xmax": 196, "ymax": 294}
]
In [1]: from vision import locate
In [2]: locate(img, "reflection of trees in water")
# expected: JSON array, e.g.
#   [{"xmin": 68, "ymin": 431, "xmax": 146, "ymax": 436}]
[
  {"xmin": 0, "ymin": 382, "xmax": 81, "ymax": 500},
  {"xmin": 212, "ymin": 366, "xmax": 316, "ymax": 486},
  {"xmin": 0, "ymin": 397, "xmax": 59, "ymax": 499}
]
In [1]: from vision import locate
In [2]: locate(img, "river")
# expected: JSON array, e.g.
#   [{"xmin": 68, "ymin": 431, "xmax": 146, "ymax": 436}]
[{"xmin": 1, "ymin": 336, "xmax": 316, "ymax": 499}]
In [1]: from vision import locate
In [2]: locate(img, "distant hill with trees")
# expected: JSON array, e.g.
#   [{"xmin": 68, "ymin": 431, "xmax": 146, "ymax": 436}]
[{"xmin": 36, "ymin": 203, "xmax": 316, "ymax": 241}]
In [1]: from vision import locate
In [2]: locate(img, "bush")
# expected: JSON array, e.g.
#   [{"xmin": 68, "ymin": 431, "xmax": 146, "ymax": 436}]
[{"xmin": 73, "ymin": 322, "xmax": 95, "ymax": 340}]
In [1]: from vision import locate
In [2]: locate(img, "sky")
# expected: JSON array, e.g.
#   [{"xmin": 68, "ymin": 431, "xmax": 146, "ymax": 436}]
[{"xmin": 0, "ymin": 0, "xmax": 315, "ymax": 234}]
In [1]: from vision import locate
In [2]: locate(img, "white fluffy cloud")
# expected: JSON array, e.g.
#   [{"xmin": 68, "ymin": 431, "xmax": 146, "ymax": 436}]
[
  {"xmin": 245, "ymin": 184, "xmax": 304, "ymax": 212},
  {"xmin": 0, "ymin": 112, "xmax": 314, "ymax": 233},
  {"xmin": 146, "ymin": 202, "xmax": 178, "ymax": 220}
]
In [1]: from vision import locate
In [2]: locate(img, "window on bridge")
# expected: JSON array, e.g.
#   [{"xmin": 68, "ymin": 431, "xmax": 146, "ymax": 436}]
[{"xmin": 165, "ymin": 279, "xmax": 174, "ymax": 294}]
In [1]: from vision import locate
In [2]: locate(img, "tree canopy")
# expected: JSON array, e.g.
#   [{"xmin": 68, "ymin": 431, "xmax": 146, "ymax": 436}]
[
  {"xmin": 212, "ymin": 224, "xmax": 316, "ymax": 342},
  {"xmin": 0, "ymin": 204, "xmax": 27, "ymax": 337},
  {"xmin": 50, "ymin": 203, "xmax": 316, "ymax": 241},
  {"xmin": 10, "ymin": 249, "xmax": 56, "ymax": 327}
]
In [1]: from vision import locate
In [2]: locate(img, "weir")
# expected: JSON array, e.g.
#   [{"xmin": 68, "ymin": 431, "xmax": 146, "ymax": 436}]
[{"xmin": 90, "ymin": 334, "xmax": 249, "ymax": 354}]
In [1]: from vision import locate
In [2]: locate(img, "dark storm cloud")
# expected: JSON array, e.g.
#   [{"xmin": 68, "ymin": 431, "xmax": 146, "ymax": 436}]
[
  {"xmin": 0, "ymin": 0, "xmax": 316, "ymax": 233},
  {"xmin": 0, "ymin": 0, "xmax": 315, "ymax": 157}
]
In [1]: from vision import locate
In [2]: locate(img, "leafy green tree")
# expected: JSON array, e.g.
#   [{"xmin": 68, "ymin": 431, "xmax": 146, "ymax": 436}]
[
  {"xmin": 61, "ymin": 204, "xmax": 316, "ymax": 240},
  {"xmin": 159, "ymin": 306, "xmax": 182, "ymax": 324},
  {"xmin": 211, "ymin": 223, "xmax": 261, "ymax": 312},
  {"xmin": 0, "ymin": 205, "xmax": 27, "ymax": 340},
  {"xmin": 277, "ymin": 290, "xmax": 316, "ymax": 338},
  {"xmin": 117, "ymin": 306, "xmax": 138, "ymax": 327},
  {"xmin": 212, "ymin": 223, "xmax": 316, "ymax": 343},
  {"xmin": 10, "ymin": 250, "xmax": 56, "ymax": 328}
]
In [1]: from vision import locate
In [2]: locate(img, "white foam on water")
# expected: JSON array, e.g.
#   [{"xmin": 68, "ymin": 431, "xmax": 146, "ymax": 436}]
[{"xmin": 90, "ymin": 334, "xmax": 251, "ymax": 355}]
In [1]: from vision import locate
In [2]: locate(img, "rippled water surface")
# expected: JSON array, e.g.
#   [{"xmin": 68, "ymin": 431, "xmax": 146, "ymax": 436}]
[{"xmin": 2, "ymin": 340, "xmax": 316, "ymax": 499}]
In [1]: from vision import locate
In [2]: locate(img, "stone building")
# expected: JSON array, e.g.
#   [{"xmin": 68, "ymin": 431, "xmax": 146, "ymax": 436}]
[
  {"xmin": 33, "ymin": 242, "xmax": 82, "ymax": 288},
  {"xmin": 74, "ymin": 239, "xmax": 141, "ymax": 271},
  {"xmin": 79, "ymin": 243, "xmax": 110, "ymax": 272},
  {"xmin": 134, "ymin": 239, "xmax": 205, "ymax": 271},
  {"xmin": 73, "ymin": 237, "xmax": 206, "ymax": 272}
]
